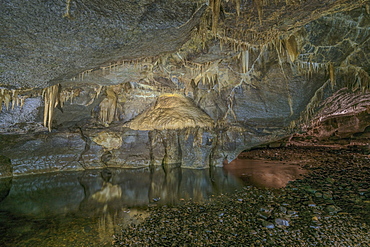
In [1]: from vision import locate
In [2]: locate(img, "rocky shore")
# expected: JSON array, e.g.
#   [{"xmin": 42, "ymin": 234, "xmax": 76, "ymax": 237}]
[{"xmin": 113, "ymin": 144, "xmax": 370, "ymax": 246}]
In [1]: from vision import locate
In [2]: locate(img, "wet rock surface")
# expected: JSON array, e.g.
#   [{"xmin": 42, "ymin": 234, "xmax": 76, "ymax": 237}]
[
  {"xmin": 0, "ymin": 131, "xmax": 85, "ymax": 175},
  {"xmin": 0, "ymin": 166, "xmax": 242, "ymax": 246},
  {"xmin": 0, "ymin": 155, "xmax": 12, "ymax": 178},
  {"xmin": 113, "ymin": 145, "xmax": 370, "ymax": 246}
]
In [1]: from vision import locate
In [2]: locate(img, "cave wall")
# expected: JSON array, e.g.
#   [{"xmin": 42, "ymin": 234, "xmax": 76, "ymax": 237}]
[
  {"xmin": 0, "ymin": 0, "xmax": 205, "ymax": 89},
  {"xmin": 0, "ymin": 0, "xmax": 370, "ymax": 176}
]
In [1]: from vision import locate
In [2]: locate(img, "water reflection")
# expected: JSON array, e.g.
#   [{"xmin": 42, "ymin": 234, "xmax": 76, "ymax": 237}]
[
  {"xmin": 0, "ymin": 166, "xmax": 242, "ymax": 246},
  {"xmin": 0, "ymin": 162, "xmax": 306, "ymax": 245},
  {"xmin": 224, "ymin": 158, "xmax": 307, "ymax": 188}
]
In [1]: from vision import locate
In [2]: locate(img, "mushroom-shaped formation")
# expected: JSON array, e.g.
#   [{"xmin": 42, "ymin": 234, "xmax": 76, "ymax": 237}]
[{"xmin": 125, "ymin": 94, "xmax": 213, "ymax": 130}]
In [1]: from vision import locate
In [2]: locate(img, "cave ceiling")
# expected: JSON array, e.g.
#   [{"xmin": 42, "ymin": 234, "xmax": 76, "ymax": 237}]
[{"xmin": 0, "ymin": 0, "xmax": 370, "ymax": 175}]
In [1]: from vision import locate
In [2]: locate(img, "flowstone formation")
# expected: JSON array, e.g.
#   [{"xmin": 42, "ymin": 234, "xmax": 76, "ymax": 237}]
[
  {"xmin": 125, "ymin": 94, "xmax": 214, "ymax": 130},
  {"xmin": 0, "ymin": 0, "xmax": 370, "ymax": 176}
]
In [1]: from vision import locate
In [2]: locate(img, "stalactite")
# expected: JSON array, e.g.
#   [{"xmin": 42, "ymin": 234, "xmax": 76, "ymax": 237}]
[
  {"xmin": 99, "ymin": 87, "xmax": 117, "ymax": 124},
  {"xmin": 86, "ymin": 85, "xmax": 103, "ymax": 106},
  {"xmin": 289, "ymin": 119, "xmax": 297, "ymax": 130},
  {"xmin": 210, "ymin": 0, "xmax": 221, "ymax": 35},
  {"xmin": 0, "ymin": 88, "xmax": 30, "ymax": 112},
  {"xmin": 188, "ymin": 60, "xmax": 220, "ymax": 87},
  {"xmin": 255, "ymin": 0, "xmax": 263, "ymax": 25},
  {"xmin": 296, "ymin": 61, "xmax": 326, "ymax": 78},
  {"xmin": 285, "ymin": 35, "xmax": 299, "ymax": 63},
  {"xmin": 352, "ymin": 66, "xmax": 370, "ymax": 92},
  {"xmin": 11, "ymin": 90, "xmax": 18, "ymax": 110},
  {"xmin": 0, "ymin": 89, "xmax": 11, "ymax": 112},
  {"xmin": 288, "ymin": 96, "xmax": 294, "ymax": 116},
  {"xmin": 233, "ymin": 0, "xmax": 241, "ymax": 16},
  {"xmin": 298, "ymin": 79, "xmax": 331, "ymax": 125},
  {"xmin": 216, "ymin": 33, "xmax": 258, "ymax": 53},
  {"xmin": 241, "ymin": 50, "xmax": 249, "ymax": 74},
  {"xmin": 329, "ymin": 62, "xmax": 335, "ymax": 89},
  {"xmin": 42, "ymin": 84, "xmax": 61, "ymax": 132},
  {"xmin": 63, "ymin": 0, "xmax": 72, "ymax": 19},
  {"xmin": 272, "ymin": 41, "xmax": 294, "ymax": 116}
]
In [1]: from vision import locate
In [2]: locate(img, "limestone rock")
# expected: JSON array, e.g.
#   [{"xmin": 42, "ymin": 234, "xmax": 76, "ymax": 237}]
[
  {"xmin": 0, "ymin": 1, "xmax": 369, "ymax": 174},
  {"xmin": 91, "ymin": 131, "xmax": 122, "ymax": 151},
  {"xmin": 0, "ymin": 155, "xmax": 12, "ymax": 178},
  {"xmin": 125, "ymin": 94, "xmax": 214, "ymax": 130}
]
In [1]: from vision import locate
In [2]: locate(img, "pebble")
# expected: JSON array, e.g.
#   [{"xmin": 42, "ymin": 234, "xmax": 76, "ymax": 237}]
[
  {"xmin": 113, "ymin": 146, "xmax": 370, "ymax": 246},
  {"xmin": 262, "ymin": 221, "xmax": 275, "ymax": 229},
  {"xmin": 275, "ymin": 218, "xmax": 290, "ymax": 227}
]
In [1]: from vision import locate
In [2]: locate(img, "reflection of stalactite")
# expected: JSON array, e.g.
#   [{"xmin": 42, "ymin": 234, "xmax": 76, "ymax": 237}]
[
  {"xmin": 99, "ymin": 87, "xmax": 117, "ymax": 124},
  {"xmin": 149, "ymin": 166, "xmax": 182, "ymax": 205},
  {"xmin": 42, "ymin": 84, "xmax": 61, "ymax": 132},
  {"xmin": 97, "ymin": 211, "xmax": 117, "ymax": 244},
  {"xmin": 91, "ymin": 182, "xmax": 122, "ymax": 203}
]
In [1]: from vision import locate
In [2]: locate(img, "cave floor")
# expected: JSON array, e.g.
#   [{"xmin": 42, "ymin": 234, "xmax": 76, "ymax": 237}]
[
  {"xmin": 1, "ymin": 142, "xmax": 369, "ymax": 246},
  {"xmin": 113, "ymin": 144, "xmax": 370, "ymax": 246}
]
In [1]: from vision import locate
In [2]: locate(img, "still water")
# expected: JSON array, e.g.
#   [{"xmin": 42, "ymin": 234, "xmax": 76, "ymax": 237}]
[{"xmin": 0, "ymin": 161, "xmax": 306, "ymax": 246}]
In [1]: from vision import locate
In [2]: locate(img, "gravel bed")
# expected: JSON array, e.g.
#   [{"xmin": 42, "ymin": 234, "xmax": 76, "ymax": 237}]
[{"xmin": 113, "ymin": 146, "xmax": 370, "ymax": 246}]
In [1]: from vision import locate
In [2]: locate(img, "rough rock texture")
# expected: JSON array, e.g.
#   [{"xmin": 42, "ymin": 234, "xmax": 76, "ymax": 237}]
[
  {"xmin": 0, "ymin": 155, "xmax": 12, "ymax": 178},
  {"xmin": 0, "ymin": 0, "xmax": 205, "ymax": 88},
  {"xmin": 0, "ymin": 0, "xmax": 370, "ymax": 176},
  {"xmin": 125, "ymin": 94, "xmax": 214, "ymax": 130},
  {"xmin": 0, "ymin": 132, "xmax": 85, "ymax": 175}
]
